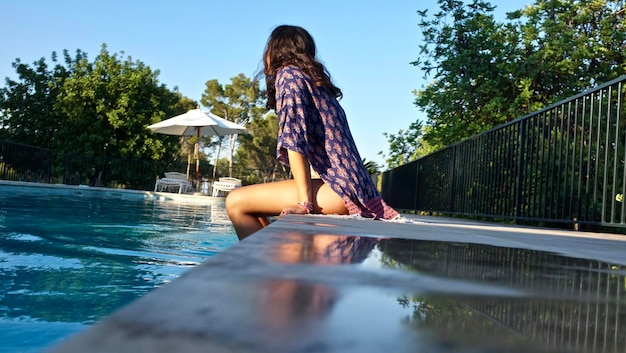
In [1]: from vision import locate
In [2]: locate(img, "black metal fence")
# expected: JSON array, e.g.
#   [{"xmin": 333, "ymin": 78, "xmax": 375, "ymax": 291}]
[
  {"xmin": 0, "ymin": 140, "xmax": 289, "ymax": 191},
  {"xmin": 61, "ymin": 153, "xmax": 188, "ymax": 191},
  {"xmin": 381, "ymin": 75, "xmax": 626, "ymax": 230},
  {"xmin": 0, "ymin": 142, "xmax": 192, "ymax": 190},
  {"xmin": 0, "ymin": 141, "xmax": 54, "ymax": 183}
]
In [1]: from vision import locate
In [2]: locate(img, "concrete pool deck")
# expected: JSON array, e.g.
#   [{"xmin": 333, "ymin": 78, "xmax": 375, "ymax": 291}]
[{"xmin": 48, "ymin": 209, "xmax": 626, "ymax": 352}]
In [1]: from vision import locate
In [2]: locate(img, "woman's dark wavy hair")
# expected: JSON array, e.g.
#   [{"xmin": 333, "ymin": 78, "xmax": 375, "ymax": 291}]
[{"xmin": 262, "ymin": 25, "xmax": 342, "ymax": 110}]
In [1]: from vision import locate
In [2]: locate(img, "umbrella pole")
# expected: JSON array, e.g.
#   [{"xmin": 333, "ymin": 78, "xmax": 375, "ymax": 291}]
[
  {"xmin": 195, "ymin": 155, "xmax": 200, "ymax": 184},
  {"xmin": 195, "ymin": 128, "xmax": 200, "ymax": 191},
  {"xmin": 187, "ymin": 150, "xmax": 191, "ymax": 180},
  {"xmin": 212, "ymin": 137, "xmax": 222, "ymax": 181}
]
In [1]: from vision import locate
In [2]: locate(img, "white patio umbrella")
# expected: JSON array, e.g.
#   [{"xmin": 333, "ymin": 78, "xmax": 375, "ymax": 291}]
[{"xmin": 147, "ymin": 108, "xmax": 246, "ymax": 188}]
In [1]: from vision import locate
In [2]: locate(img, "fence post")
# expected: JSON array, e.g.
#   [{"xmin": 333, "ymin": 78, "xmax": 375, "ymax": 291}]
[
  {"xmin": 413, "ymin": 160, "xmax": 420, "ymax": 211},
  {"xmin": 515, "ymin": 120, "xmax": 527, "ymax": 224},
  {"xmin": 449, "ymin": 145, "xmax": 457, "ymax": 213}
]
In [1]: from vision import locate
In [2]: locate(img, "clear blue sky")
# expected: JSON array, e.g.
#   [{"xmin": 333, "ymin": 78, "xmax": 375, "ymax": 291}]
[{"xmin": 0, "ymin": 0, "xmax": 531, "ymax": 169}]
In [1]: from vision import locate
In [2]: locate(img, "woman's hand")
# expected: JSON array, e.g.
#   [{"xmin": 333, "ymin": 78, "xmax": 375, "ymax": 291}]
[{"xmin": 279, "ymin": 204, "xmax": 309, "ymax": 218}]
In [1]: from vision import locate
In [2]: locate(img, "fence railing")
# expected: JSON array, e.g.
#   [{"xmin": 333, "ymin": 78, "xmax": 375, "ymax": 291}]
[
  {"xmin": 0, "ymin": 141, "xmax": 54, "ymax": 183},
  {"xmin": 60, "ymin": 153, "xmax": 188, "ymax": 191},
  {"xmin": 0, "ymin": 140, "xmax": 289, "ymax": 191},
  {"xmin": 381, "ymin": 75, "xmax": 626, "ymax": 230}
]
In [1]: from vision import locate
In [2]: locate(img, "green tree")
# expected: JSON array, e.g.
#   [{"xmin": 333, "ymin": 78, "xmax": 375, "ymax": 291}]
[
  {"xmin": 410, "ymin": 0, "xmax": 626, "ymax": 150},
  {"xmin": 412, "ymin": 0, "xmax": 517, "ymax": 148},
  {"xmin": 234, "ymin": 112, "xmax": 286, "ymax": 183},
  {"xmin": 0, "ymin": 50, "xmax": 83, "ymax": 146},
  {"xmin": 53, "ymin": 45, "xmax": 195, "ymax": 184},
  {"xmin": 380, "ymin": 121, "xmax": 423, "ymax": 169},
  {"xmin": 0, "ymin": 45, "xmax": 197, "ymax": 186},
  {"xmin": 362, "ymin": 158, "xmax": 380, "ymax": 175},
  {"xmin": 171, "ymin": 94, "xmax": 205, "ymax": 180},
  {"xmin": 200, "ymin": 74, "xmax": 266, "ymax": 178},
  {"xmin": 509, "ymin": 0, "xmax": 626, "ymax": 106},
  {"xmin": 212, "ymin": 157, "xmax": 231, "ymax": 180}
]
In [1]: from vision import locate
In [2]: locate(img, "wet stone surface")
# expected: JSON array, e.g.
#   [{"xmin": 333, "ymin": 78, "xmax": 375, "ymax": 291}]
[{"xmin": 51, "ymin": 215, "xmax": 626, "ymax": 353}]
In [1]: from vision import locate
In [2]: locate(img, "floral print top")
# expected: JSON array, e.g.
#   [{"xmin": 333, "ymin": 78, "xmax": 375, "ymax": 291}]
[{"xmin": 275, "ymin": 65, "xmax": 398, "ymax": 219}]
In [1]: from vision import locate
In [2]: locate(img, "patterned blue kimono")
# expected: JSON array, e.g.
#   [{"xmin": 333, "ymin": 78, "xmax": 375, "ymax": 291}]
[{"xmin": 275, "ymin": 65, "xmax": 398, "ymax": 220}]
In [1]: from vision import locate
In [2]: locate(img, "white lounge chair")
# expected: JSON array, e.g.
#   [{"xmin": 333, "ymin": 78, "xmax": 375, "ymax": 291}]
[
  {"xmin": 211, "ymin": 177, "xmax": 242, "ymax": 197},
  {"xmin": 218, "ymin": 177, "xmax": 242, "ymax": 186},
  {"xmin": 154, "ymin": 172, "xmax": 193, "ymax": 194}
]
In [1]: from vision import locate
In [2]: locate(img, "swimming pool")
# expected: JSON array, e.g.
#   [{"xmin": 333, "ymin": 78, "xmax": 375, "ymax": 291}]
[{"xmin": 0, "ymin": 184, "xmax": 238, "ymax": 352}]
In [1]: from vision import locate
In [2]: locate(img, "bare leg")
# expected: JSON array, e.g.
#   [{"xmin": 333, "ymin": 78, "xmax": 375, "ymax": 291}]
[{"xmin": 225, "ymin": 179, "xmax": 347, "ymax": 240}]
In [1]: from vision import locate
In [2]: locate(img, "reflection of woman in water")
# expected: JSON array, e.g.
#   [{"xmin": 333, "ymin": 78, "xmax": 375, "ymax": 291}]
[
  {"xmin": 258, "ymin": 234, "xmax": 378, "ymax": 346},
  {"xmin": 272, "ymin": 233, "xmax": 379, "ymax": 265}
]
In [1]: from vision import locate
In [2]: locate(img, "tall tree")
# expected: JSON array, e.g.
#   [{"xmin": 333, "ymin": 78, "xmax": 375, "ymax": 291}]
[
  {"xmin": 1, "ymin": 44, "xmax": 197, "ymax": 185},
  {"xmin": 0, "ymin": 50, "xmax": 83, "ymax": 146},
  {"xmin": 509, "ymin": 0, "xmax": 626, "ymax": 105},
  {"xmin": 55, "ymin": 45, "xmax": 193, "ymax": 160},
  {"xmin": 200, "ymin": 74, "xmax": 266, "ymax": 177},
  {"xmin": 401, "ymin": 0, "xmax": 626, "ymax": 160},
  {"xmin": 234, "ymin": 112, "xmax": 286, "ymax": 183},
  {"xmin": 413, "ymin": 0, "xmax": 516, "ymax": 148},
  {"xmin": 380, "ymin": 120, "xmax": 423, "ymax": 169}
]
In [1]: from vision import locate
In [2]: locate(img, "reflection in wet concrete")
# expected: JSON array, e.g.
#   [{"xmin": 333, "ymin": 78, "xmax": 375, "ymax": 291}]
[
  {"xmin": 50, "ymin": 219, "xmax": 626, "ymax": 353},
  {"xmin": 259, "ymin": 232, "xmax": 625, "ymax": 351},
  {"xmin": 270, "ymin": 233, "xmax": 379, "ymax": 265},
  {"xmin": 377, "ymin": 238, "xmax": 626, "ymax": 353},
  {"xmin": 254, "ymin": 279, "xmax": 336, "ymax": 348}
]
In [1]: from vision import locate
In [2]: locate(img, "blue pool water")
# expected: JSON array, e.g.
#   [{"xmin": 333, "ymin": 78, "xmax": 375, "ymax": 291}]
[{"xmin": 0, "ymin": 189, "xmax": 238, "ymax": 352}]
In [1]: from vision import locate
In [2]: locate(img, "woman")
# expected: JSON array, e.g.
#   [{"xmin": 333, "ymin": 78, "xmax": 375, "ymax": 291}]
[{"xmin": 226, "ymin": 25, "xmax": 399, "ymax": 240}]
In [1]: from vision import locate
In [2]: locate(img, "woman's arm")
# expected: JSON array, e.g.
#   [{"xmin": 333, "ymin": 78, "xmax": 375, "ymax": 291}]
[
  {"xmin": 288, "ymin": 149, "xmax": 312, "ymax": 203},
  {"xmin": 278, "ymin": 149, "xmax": 314, "ymax": 217}
]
